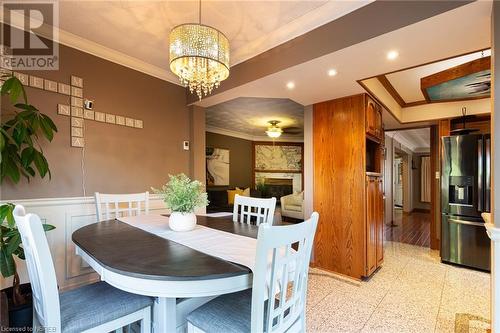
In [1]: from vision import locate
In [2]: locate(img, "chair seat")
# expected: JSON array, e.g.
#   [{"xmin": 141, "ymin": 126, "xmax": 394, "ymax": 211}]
[
  {"xmin": 187, "ymin": 289, "xmax": 254, "ymax": 333},
  {"xmin": 187, "ymin": 289, "xmax": 288, "ymax": 333},
  {"xmin": 60, "ymin": 281, "xmax": 153, "ymax": 333}
]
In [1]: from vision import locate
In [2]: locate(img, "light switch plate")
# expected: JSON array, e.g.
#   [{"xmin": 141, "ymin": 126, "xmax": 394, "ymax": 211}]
[{"xmin": 183, "ymin": 141, "xmax": 190, "ymax": 151}]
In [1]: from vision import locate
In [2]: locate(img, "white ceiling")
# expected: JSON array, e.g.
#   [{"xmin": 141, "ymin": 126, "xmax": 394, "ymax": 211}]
[
  {"xmin": 195, "ymin": 1, "xmax": 492, "ymax": 130},
  {"xmin": 387, "ymin": 49, "xmax": 491, "ymax": 103},
  {"xmin": 387, "ymin": 128, "xmax": 430, "ymax": 153},
  {"xmin": 205, "ymin": 97, "xmax": 304, "ymax": 140},
  {"xmin": 55, "ymin": 0, "xmax": 372, "ymax": 83}
]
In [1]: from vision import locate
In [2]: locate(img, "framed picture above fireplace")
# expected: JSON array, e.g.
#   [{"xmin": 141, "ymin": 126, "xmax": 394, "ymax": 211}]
[{"xmin": 252, "ymin": 142, "xmax": 303, "ymax": 197}]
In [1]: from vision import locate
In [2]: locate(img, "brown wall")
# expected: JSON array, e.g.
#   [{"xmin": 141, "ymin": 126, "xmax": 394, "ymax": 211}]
[
  {"xmin": 205, "ymin": 132, "xmax": 252, "ymax": 189},
  {"xmin": 1, "ymin": 41, "xmax": 192, "ymax": 200},
  {"xmin": 412, "ymin": 153, "xmax": 431, "ymax": 211}
]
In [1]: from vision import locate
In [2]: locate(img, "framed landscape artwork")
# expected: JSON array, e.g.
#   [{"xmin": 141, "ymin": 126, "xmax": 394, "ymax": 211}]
[{"xmin": 206, "ymin": 147, "xmax": 230, "ymax": 186}]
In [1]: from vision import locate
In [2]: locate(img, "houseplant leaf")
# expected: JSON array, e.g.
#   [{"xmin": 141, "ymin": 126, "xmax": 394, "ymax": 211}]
[{"xmin": 0, "ymin": 247, "xmax": 15, "ymax": 278}]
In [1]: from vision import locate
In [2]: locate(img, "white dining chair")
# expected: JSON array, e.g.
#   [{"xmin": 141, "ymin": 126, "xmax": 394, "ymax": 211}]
[
  {"xmin": 13, "ymin": 205, "xmax": 153, "ymax": 333},
  {"xmin": 187, "ymin": 212, "xmax": 319, "ymax": 333},
  {"xmin": 233, "ymin": 194, "xmax": 277, "ymax": 225},
  {"xmin": 95, "ymin": 192, "xmax": 149, "ymax": 221}
]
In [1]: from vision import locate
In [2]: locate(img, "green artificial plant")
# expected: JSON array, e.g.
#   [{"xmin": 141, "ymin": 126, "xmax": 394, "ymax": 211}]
[
  {"xmin": 0, "ymin": 73, "xmax": 57, "ymax": 306},
  {"xmin": 152, "ymin": 173, "xmax": 208, "ymax": 213}
]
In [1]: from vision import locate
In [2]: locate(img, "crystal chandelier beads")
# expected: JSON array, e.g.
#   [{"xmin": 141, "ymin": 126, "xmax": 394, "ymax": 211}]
[{"xmin": 169, "ymin": 23, "xmax": 230, "ymax": 100}]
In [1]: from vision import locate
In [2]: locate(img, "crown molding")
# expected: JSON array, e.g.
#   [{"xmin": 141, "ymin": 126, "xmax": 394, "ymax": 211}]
[
  {"xmin": 1, "ymin": 10, "xmax": 181, "ymax": 85},
  {"xmin": 206, "ymin": 126, "xmax": 303, "ymax": 143},
  {"xmin": 57, "ymin": 29, "xmax": 180, "ymax": 84}
]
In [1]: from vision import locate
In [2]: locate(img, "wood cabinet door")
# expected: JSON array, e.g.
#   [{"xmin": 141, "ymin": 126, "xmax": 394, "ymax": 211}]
[
  {"xmin": 376, "ymin": 178, "xmax": 384, "ymax": 265},
  {"xmin": 365, "ymin": 97, "xmax": 377, "ymax": 138},
  {"xmin": 375, "ymin": 105, "xmax": 383, "ymax": 139},
  {"xmin": 366, "ymin": 177, "xmax": 377, "ymax": 276}
]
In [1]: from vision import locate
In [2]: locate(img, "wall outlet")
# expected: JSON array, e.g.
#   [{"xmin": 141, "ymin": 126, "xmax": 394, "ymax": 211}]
[
  {"xmin": 183, "ymin": 141, "xmax": 190, "ymax": 151},
  {"xmin": 435, "ymin": 171, "xmax": 440, "ymax": 179}
]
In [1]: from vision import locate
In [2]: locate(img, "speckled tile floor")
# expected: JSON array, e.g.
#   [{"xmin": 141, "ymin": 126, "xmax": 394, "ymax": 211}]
[{"xmin": 306, "ymin": 241, "xmax": 490, "ymax": 333}]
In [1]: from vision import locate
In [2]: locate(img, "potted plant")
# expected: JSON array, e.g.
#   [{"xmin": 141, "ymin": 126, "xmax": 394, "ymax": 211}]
[
  {"xmin": 152, "ymin": 174, "xmax": 208, "ymax": 232},
  {"xmin": 0, "ymin": 73, "xmax": 57, "ymax": 328}
]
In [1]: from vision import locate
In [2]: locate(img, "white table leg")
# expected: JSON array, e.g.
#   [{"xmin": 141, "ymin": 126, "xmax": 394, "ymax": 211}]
[{"xmin": 154, "ymin": 297, "xmax": 177, "ymax": 333}]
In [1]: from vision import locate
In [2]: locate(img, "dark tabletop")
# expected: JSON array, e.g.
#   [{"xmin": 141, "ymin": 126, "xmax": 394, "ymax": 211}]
[{"xmin": 72, "ymin": 215, "xmax": 257, "ymax": 281}]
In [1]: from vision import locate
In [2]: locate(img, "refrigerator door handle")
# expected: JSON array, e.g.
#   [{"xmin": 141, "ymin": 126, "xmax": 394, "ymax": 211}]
[
  {"xmin": 486, "ymin": 137, "xmax": 491, "ymax": 212},
  {"xmin": 478, "ymin": 138, "xmax": 484, "ymax": 212},
  {"xmin": 448, "ymin": 218, "xmax": 485, "ymax": 227}
]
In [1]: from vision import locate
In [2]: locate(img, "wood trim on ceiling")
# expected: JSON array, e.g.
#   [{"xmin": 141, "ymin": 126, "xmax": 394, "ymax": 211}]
[{"xmin": 376, "ymin": 75, "xmax": 406, "ymax": 107}]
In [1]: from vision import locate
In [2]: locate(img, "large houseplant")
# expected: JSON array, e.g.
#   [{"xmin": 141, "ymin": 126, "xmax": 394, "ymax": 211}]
[
  {"xmin": 153, "ymin": 174, "xmax": 208, "ymax": 232},
  {"xmin": 0, "ymin": 73, "xmax": 57, "ymax": 326}
]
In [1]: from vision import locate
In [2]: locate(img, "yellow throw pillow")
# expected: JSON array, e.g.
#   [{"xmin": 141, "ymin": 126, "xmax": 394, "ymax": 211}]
[{"xmin": 227, "ymin": 189, "xmax": 244, "ymax": 205}]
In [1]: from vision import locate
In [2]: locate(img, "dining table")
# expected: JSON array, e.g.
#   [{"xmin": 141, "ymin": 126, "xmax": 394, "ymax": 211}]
[{"xmin": 72, "ymin": 214, "xmax": 274, "ymax": 333}]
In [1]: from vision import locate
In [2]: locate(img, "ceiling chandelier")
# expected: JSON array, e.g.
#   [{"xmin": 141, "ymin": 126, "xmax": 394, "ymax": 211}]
[
  {"xmin": 169, "ymin": 0, "xmax": 230, "ymax": 100},
  {"xmin": 266, "ymin": 120, "xmax": 283, "ymax": 138}
]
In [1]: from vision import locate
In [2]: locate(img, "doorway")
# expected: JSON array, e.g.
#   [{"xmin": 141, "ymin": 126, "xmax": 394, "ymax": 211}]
[{"xmin": 384, "ymin": 128, "xmax": 432, "ymax": 248}]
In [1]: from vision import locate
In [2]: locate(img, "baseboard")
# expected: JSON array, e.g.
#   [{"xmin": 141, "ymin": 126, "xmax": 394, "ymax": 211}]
[{"xmin": 413, "ymin": 208, "xmax": 431, "ymax": 213}]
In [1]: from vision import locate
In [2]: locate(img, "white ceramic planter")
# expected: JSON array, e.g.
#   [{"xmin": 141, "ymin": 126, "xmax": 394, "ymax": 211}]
[{"xmin": 169, "ymin": 212, "xmax": 197, "ymax": 232}]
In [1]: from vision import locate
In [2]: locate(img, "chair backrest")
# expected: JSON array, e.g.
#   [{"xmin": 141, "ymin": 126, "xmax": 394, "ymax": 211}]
[
  {"xmin": 233, "ymin": 195, "xmax": 276, "ymax": 225},
  {"xmin": 95, "ymin": 192, "xmax": 149, "ymax": 221},
  {"xmin": 13, "ymin": 205, "xmax": 61, "ymax": 330},
  {"xmin": 251, "ymin": 212, "xmax": 319, "ymax": 333}
]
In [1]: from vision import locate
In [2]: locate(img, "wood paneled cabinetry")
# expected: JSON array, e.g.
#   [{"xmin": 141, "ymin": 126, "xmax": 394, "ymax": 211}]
[
  {"xmin": 313, "ymin": 93, "xmax": 384, "ymax": 279},
  {"xmin": 366, "ymin": 174, "xmax": 384, "ymax": 276},
  {"xmin": 366, "ymin": 96, "xmax": 383, "ymax": 142}
]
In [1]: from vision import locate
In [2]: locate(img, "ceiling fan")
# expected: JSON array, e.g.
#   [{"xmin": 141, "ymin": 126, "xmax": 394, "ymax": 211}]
[{"xmin": 265, "ymin": 120, "xmax": 302, "ymax": 138}]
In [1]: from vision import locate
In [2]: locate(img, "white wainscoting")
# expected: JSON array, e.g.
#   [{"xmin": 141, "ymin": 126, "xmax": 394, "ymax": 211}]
[{"xmin": 0, "ymin": 195, "xmax": 170, "ymax": 291}]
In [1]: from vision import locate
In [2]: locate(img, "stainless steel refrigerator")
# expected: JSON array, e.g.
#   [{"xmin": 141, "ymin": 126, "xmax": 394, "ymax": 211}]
[{"xmin": 441, "ymin": 134, "xmax": 491, "ymax": 271}]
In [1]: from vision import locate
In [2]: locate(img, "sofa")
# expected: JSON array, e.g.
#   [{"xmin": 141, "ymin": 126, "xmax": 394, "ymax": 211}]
[
  {"xmin": 280, "ymin": 192, "xmax": 304, "ymax": 220},
  {"xmin": 206, "ymin": 187, "xmax": 261, "ymax": 213}
]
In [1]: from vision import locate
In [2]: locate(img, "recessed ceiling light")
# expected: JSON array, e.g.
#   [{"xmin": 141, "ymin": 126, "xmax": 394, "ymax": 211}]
[
  {"xmin": 328, "ymin": 69, "xmax": 338, "ymax": 76},
  {"xmin": 387, "ymin": 50, "xmax": 399, "ymax": 60},
  {"xmin": 286, "ymin": 81, "xmax": 295, "ymax": 90}
]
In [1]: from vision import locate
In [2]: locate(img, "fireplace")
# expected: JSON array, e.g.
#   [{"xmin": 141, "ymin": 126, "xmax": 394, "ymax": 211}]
[{"xmin": 263, "ymin": 178, "xmax": 293, "ymax": 200}]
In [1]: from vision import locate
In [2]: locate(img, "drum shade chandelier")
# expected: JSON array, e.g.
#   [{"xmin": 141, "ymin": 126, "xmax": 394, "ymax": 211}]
[{"xmin": 169, "ymin": 0, "xmax": 230, "ymax": 100}]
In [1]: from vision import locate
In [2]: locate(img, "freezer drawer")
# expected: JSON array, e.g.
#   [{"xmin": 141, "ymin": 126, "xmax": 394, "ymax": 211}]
[{"xmin": 441, "ymin": 214, "xmax": 490, "ymax": 271}]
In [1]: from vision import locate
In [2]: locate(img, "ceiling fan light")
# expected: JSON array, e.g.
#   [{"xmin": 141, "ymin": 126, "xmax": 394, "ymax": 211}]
[{"xmin": 266, "ymin": 127, "xmax": 282, "ymax": 138}]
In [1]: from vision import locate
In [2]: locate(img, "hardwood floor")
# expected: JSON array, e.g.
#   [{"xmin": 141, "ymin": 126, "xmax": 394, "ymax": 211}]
[{"xmin": 384, "ymin": 209, "xmax": 431, "ymax": 247}]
